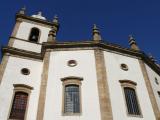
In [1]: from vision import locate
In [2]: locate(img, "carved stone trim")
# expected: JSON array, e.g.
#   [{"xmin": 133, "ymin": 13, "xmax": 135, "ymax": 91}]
[
  {"xmin": 61, "ymin": 76, "xmax": 83, "ymax": 116},
  {"xmin": 42, "ymin": 42, "xmax": 160, "ymax": 76},
  {"xmin": 139, "ymin": 60, "xmax": 160, "ymax": 120},
  {"xmin": 119, "ymin": 80, "xmax": 137, "ymax": 86},
  {"xmin": 119, "ymin": 80, "xmax": 143, "ymax": 118},
  {"xmin": 0, "ymin": 55, "xmax": 9, "ymax": 85},
  {"xmin": 10, "ymin": 36, "xmax": 42, "ymax": 45},
  {"xmin": 8, "ymin": 20, "xmax": 22, "ymax": 47},
  {"xmin": 61, "ymin": 76, "xmax": 83, "ymax": 81},
  {"xmin": 11, "ymin": 20, "xmax": 22, "ymax": 37},
  {"xmin": 8, "ymin": 84, "xmax": 33, "ymax": 120},
  {"xmin": 36, "ymin": 52, "xmax": 50, "ymax": 120},
  {"xmin": 94, "ymin": 49, "xmax": 113, "ymax": 120},
  {"xmin": 13, "ymin": 84, "xmax": 33, "ymax": 90},
  {"xmin": 4, "ymin": 41, "xmax": 160, "ymax": 76},
  {"xmin": 2, "ymin": 47, "xmax": 42, "ymax": 60},
  {"xmin": 16, "ymin": 14, "xmax": 54, "ymax": 28}
]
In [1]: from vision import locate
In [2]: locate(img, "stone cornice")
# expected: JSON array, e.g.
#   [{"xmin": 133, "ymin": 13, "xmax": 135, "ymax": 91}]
[
  {"xmin": 16, "ymin": 13, "xmax": 57, "ymax": 27},
  {"xmin": 42, "ymin": 41, "xmax": 142, "ymax": 57},
  {"xmin": 2, "ymin": 41, "xmax": 160, "ymax": 75},
  {"xmin": 42, "ymin": 41, "xmax": 160, "ymax": 76},
  {"xmin": 2, "ymin": 46, "xmax": 42, "ymax": 60}
]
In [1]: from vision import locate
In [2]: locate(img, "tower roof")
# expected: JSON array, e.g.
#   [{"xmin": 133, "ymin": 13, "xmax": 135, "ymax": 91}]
[{"xmin": 31, "ymin": 11, "xmax": 46, "ymax": 20}]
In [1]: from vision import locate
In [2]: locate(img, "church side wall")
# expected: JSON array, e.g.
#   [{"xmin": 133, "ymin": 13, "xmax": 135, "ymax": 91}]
[
  {"xmin": 0, "ymin": 56, "xmax": 43, "ymax": 120},
  {"xmin": 104, "ymin": 51, "xmax": 156, "ymax": 120},
  {"xmin": 145, "ymin": 64, "xmax": 160, "ymax": 111},
  {"xmin": 43, "ymin": 50, "xmax": 101, "ymax": 120}
]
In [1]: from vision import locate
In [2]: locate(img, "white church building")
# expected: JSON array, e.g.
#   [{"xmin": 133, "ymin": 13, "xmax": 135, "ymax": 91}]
[{"xmin": 0, "ymin": 8, "xmax": 160, "ymax": 120}]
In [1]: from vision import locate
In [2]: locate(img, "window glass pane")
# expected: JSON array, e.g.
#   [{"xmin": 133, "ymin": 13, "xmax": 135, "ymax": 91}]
[
  {"xmin": 9, "ymin": 92, "xmax": 28, "ymax": 119},
  {"xmin": 124, "ymin": 88, "xmax": 141, "ymax": 115},
  {"xmin": 64, "ymin": 85, "xmax": 80, "ymax": 113}
]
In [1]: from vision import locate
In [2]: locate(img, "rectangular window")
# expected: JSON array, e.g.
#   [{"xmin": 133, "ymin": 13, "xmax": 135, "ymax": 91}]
[
  {"xmin": 124, "ymin": 87, "xmax": 141, "ymax": 116},
  {"xmin": 9, "ymin": 92, "xmax": 28, "ymax": 119},
  {"xmin": 64, "ymin": 85, "xmax": 80, "ymax": 113}
]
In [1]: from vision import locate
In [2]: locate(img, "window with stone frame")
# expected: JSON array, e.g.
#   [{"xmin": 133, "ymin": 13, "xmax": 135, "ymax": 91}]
[
  {"xmin": 64, "ymin": 85, "xmax": 80, "ymax": 113},
  {"xmin": 119, "ymin": 80, "xmax": 142, "ymax": 117},
  {"xmin": 9, "ymin": 92, "xmax": 28, "ymax": 119},
  {"xmin": 61, "ymin": 76, "xmax": 83, "ymax": 115},
  {"xmin": 9, "ymin": 84, "xmax": 33, "ymax": 120}
]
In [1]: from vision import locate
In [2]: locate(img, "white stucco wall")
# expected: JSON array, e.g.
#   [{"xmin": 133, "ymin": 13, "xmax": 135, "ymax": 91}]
[
  {"xmin": 145, "ymin": 64, "xmax": 160, "ymax": 111},
  {"xmin": 13, "ymin": 39, "xmax": 42, "ymax": 53},
  {"xmin": 0, "ymin": 56, "xmax": 43, "ymax": 120},
  {"xmin": 43, "ymin": 50, "xmax": 101, "ymax": 120},
  {"xmin": 104, "ymin": 51, "xmax": 156, "ymax": 120},
  {"xmin": 12, "ymin": 21, "xmax": 51, "ymax": 53},
  {"xmin": 16, "ymin": 22, "xmax": 51, "ymax": 43}
]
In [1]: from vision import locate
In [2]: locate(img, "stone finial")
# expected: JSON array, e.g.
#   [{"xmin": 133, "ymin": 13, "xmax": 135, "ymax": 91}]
[
  {"xmin": 18, "ymin": 6, "xmax": 26, "ymax": 14},
  {"xmin": 92, "ymin": 24, "xmax": 102, "ymax": 42},
  {"xmin": 53, "ymin": 15, "xmax": 59, "ymax": 24},
  {"xmin": 148, "ymin": 53, "xmax": 157, "ymax": 63},
  {"xmin": 47, "ymin": 27, "xmax": 56, "ymax": 43},
  {"xmin": 38, "ymin": 11, "xmax": 42, "ymax": 16},
  {"xmin": 47, "ymin": 15, "xmax": 60, "ymax": 41},
  {"xmin": 128, "ymin": 35, "xmax": 139, "ymax": 50},
  {"xmin": 156, "ymin": 63, "xmax": 160, "ymax": 68}
]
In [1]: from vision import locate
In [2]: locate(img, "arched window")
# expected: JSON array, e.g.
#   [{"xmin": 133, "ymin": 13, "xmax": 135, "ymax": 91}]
[
  {"xmin": 61, "ymin": 76, "xmax": 83, "ymax": 115},
  {"xmin": 28, "ymin": 28, "xmax": 40, "ymax": 42},
  {"xmin": 64, "ymin": 85, "xmax": 80, "ymax": 113},
  {"xmin": 9, "ymin": 92, "xmax": 28, "ymax": 119}
]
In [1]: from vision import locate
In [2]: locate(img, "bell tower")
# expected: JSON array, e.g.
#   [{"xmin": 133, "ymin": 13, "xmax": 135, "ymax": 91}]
[{"xmin": 8, "ymin": 7, "xmax": 59, "ymax": 53}]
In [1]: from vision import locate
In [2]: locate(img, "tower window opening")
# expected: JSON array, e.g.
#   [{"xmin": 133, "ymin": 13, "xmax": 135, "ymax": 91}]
[{"xmin": 29, "ymin": 28, "xmax": 40, "ymax": 42}]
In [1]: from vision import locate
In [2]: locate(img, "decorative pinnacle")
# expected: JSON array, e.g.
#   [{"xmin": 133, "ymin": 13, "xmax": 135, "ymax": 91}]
[
  {"xmin": 129, "ymin": 34, "xmax": 135, "ymax": 40},
  {"xmin": 128, "ymin": 34, "xmax": 137, "ymax": 44},
  {"xmin": 53, "ymin": 15, "xmax": 59, "ymax": 23},
  {"xmin": 38, "ymin": 11, "xmax": 42, "ymax": 16},
  {"xmin": 93, "ymin": 24, "xmax": 100, "ymax": 34},
  {"xmin": 47, "ymin": 27, "xmax": 56, "ymax": 43},
  {"xmin": 18, "ymin": 6, "xmax": 26, "ymax": 14},
  {"xmin": 92, "ymin": 24, "xmax": 102, "ymax": 41},
  {"xmin": 148, "ymin": 53, "xmax": 157, "ymax": 63},
  {"xmin": 128, "ymin": 34, "xmax": 139, "ymax": 50}
]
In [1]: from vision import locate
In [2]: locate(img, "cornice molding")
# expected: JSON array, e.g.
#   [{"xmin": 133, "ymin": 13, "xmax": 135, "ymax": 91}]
[
  {"xmin": 2, "ymin": 41, "xmax": 160, "ymax": 75},
  {"xmin": 16, "ymin": 13, "xmax": 57, "ymax": 27},
  {"xmin": 2, "ymin": 46, "xmax": 42, "ymax": 60}
]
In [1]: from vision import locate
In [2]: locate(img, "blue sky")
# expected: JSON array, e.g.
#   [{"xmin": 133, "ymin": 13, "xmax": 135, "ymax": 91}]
[{"xmin": 0, "ymin": 0, "xmax": 160, "ymax": 63}]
